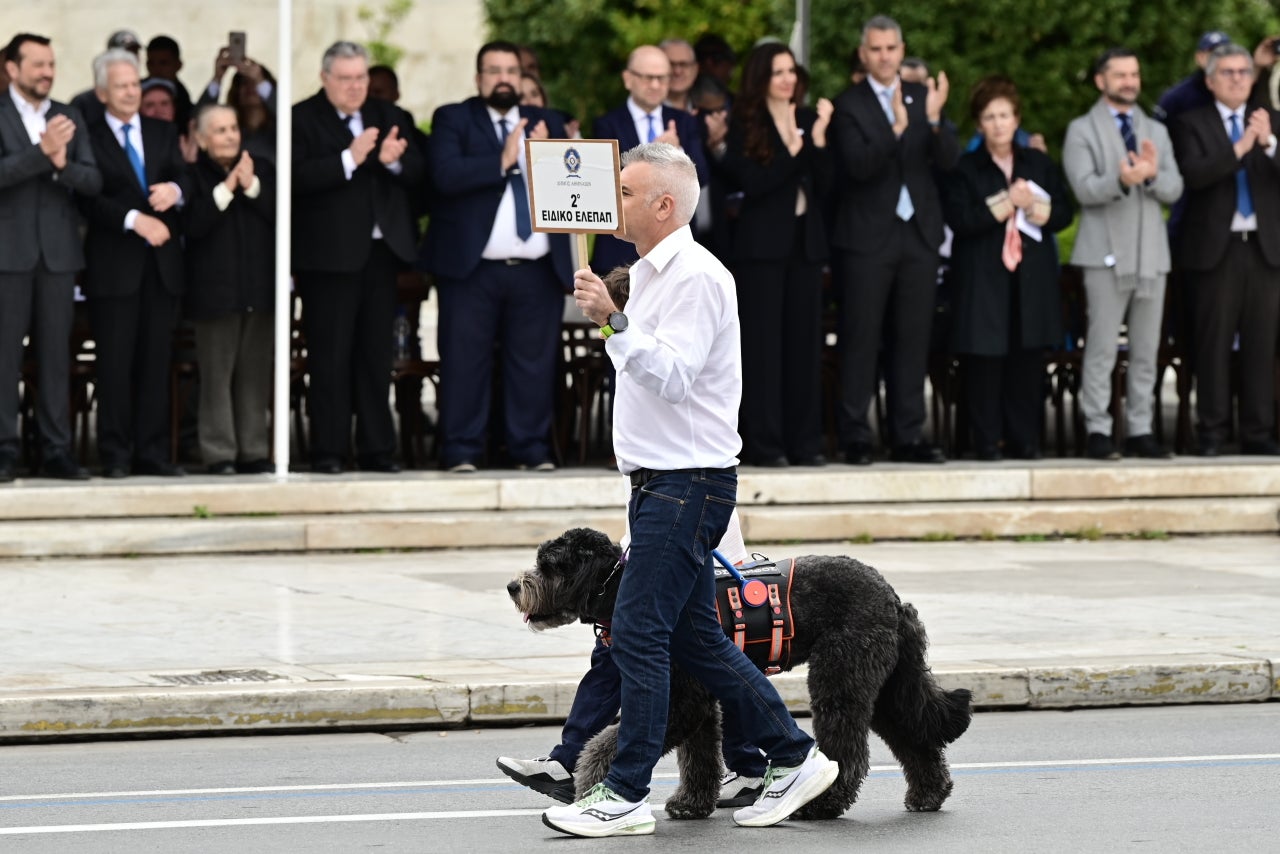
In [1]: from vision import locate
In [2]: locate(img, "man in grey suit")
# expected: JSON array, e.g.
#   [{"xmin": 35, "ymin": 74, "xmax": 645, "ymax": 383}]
[
  {"xmin": 0, "ymin": 33, "xmax": 101, "ymax": 482},
  {"xmin": 1063, "ymin": 48, "xmax": 1183, "ymax": 461}
]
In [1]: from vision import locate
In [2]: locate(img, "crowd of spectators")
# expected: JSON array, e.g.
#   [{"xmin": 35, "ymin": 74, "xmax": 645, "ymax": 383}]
[{"xmin": 2, "ymin": 20, "xmax": 1279, "ymax": 481}]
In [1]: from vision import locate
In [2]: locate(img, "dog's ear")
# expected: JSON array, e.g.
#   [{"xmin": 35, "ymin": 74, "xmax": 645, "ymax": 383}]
[{"xmin": 561, "ymin": 527, "xmax": 620, "ymax": 559}]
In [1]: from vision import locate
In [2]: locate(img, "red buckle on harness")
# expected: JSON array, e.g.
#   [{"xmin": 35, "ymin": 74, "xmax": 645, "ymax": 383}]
[{"xmin": 725, "ymin": 587, "xmax": 747, "ymax": 651}]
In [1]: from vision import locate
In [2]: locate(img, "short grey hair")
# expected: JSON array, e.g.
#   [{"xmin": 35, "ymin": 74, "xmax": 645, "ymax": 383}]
[
  {"xmin": 322, "ymin": 41, "xmax": 369, "ymax": 74},
  {"xmin": 1207, "ymin": 43, "xmax": 1253, "ymax": 78},
  {"xmin": 92, "ymin": 49, "xmax": 139, "ymax": 89},
  {"xmin": 194, "ymin": 103, "xmax": 237, "ymax": 135},
  {"xmin": 861, "ymin": 14, "xmax": 903, "ymax": 46},
  {"xmin": 659, "ymin": 37, "xmax": 693, "ymax": 53},
  {"xmin": 621, "ymin": 142, "xmax": 700, "ymax": 224}
]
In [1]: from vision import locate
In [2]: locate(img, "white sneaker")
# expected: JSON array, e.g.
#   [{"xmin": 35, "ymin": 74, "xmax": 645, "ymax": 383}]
[
  {"xmin": 542, "ymin": 783, "xmax": 655, "ymax": 837},
  {"xmin": 496, "ymin": 756, "xmax": 574, "ymax": 803},
  {"xmin": 718, "ymin": 770, "xmax": 765, "ymax": 808},
  {"xmin": 732, "ymin": 746, "xmax": 839, "ymax": 827}
]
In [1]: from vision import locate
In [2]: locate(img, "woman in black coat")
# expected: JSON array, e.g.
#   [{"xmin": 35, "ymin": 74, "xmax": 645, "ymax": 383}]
[
  {"xmin": 718, "ymin": 42, "xmax": 833, "ymax": 467},
  {"xmin": 943, "ymin": 77, "xmax": 1073, "ymax": 460},
  {"xmin": 183, "ymin": 104, "xmax": 276, "ymax": 474}
]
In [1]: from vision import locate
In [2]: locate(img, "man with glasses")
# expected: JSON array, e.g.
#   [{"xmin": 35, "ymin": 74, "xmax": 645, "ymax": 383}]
[
  {"xmin": 1170, "ymin": 43, "xmax": 1280, "ymax": 456},
  {"xmin": 660, "ymin": 38, "xmax": 698, "ymax": 113},
  {"xmin": 421, "ymin": 41, "xmax": 571, "ymax": 474},
  {"xmin": 589, "ymin": 45, "xmax": 708, "ymax": 274},
  {"xmin": 292, "ymin": 41, "xmax": 423, "ymax": 474}
]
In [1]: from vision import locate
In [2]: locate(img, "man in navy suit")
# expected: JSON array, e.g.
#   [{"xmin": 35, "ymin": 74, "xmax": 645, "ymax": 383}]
[
  {"xmin": 0, "ymin": 33, "xmax": 101, "ymax": 482},
  {"xmin": 589, "ymin": 45, "xmax": 708, "ymax": 273},
  {"xmin": 80, "ymin": 48, "xmax": 188, "ymax": 478},
  {"xmin": 421, "ymin": 41, "xmax": 571, "ymax": 473}
]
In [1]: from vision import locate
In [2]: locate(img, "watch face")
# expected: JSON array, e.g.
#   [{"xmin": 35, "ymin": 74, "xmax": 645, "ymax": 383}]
[{"xmin": 608, "ymin": 311, "xmax": 628, "ymax": 332}]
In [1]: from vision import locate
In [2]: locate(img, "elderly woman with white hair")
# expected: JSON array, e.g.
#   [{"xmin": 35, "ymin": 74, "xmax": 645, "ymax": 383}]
[{"xmin": 181, "ymin": 104, "xmax": 275, "ymax": 474}]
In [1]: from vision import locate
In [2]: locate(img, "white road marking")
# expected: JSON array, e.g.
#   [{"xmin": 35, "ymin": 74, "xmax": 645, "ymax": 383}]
[{"xmin": 1, "ymin": 753, "xmax": 1275, "ymax": 836}]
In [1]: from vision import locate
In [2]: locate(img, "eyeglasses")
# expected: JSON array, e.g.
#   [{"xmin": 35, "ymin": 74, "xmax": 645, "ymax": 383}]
[
  {"xmin": 669, "ymin": 60, "xmax": 697, "ymax": 70},
  {"xmin": 480, "ymin": 66, "xmax": 520, "ymax": 77},
  {"xmin": 1214, "ymin": 67, "xmax": 1252, "ymax": 78},
  {"xmin": 626, "ymin": 69, "xmax": 670, "ymax": 85},
  {"xmin": 326, "ymin": 73, "xmax": 368, "ymax": 85}
]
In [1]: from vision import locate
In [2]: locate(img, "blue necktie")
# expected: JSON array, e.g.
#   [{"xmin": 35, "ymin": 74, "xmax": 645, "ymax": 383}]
[
  {"xmin": 646, "ymin": 114, "xmax": 657, "ymax": 143},
  {"xmin": 1229, "ymin": 114, "xmax": 1255, "ymax": 217},
  {"xmin": 878, "ymin": 89, "xmax": 915, "ymax": 221},
  {"xmin": 1118, "ymin": 112, "xmax": 1137, "ymax": 154},
  {"xmin": 499, "ymin": 119, "xmax": 533, "ymax": 241},
  {"xmin": 121, "ymin": 123, "xmax": 147, "ymax": 193}
]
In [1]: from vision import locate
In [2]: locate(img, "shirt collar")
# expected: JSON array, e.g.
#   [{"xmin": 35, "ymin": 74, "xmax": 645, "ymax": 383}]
[
  {"xmin": 486, "ymin": 104, "xmax": 521, "ymax": 126},
  {"xmin": 868, "ymin": 76, "xmax": 898, "ymax": 100},
  {"xmin": 638, "ymin": 225, "xmax": 694, "ymax": 277},
  {"xmin": 1214, "ymin": 100, "xmax": 1244, "ymax": 122},
  {"xmin": 104, "ymin": 110, "xmax": 139, "ymax": 135},
  {"xmin": 627, "ymin": 97, "xmax": 662, "ymax": 124},
  {"xmin": 1107, "ymin": 105, "xmax": 1133, "ymax": 120},
  {"xmin": 8, "ymin": 83, "xmax": 50, "ymax": 118}
]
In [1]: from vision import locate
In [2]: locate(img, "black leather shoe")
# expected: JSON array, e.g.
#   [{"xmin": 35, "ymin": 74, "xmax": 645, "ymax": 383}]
[
  {"xmin": 40, "ymin": 455, "xmax": 91, "ymax": 480},
  {"xmin": 890, "ymin": 442, "xmax": 946, "ymax": 464},
  {"xmin": 102, "ymin": 464, "xmax": 130, "ymax": 479},
  {"xmin": 134, "ymin": 459, "xmax": 185, "ymax": 477},
  {"xmin": 790, "ymin": 454, "xmax": 827, "ymax": 467},
  {"xmin": 1124, "ymin": 434, "xmax": 1172, "ymax": 459},
  {"xmin": 236, "ymin": 459, "xmax": 275, "ymax": 474},
  {"xmin": 1086, "ymin": 432, "xmax": 1120, "ymax": 461},
  {"xmin": 207, "ymin": 461, "xmax": 237, "ymax": 475},
  {"xmin": 361, "ymin": 457, "xmax": 402, "ymax": 473},
  {"xmin": 844, "ymin": 443, "xmax": 873, "ymax": 466},
  {"xmin": 1007, "ymin": 445, "xmax": 1042, "ymax": 460},
  {"xmin": 0, "ymin": 460, "xmax": 14, "ymax": 483},
  {"xmin": 976, "ymin": 446, "xmax": 1003, "ymax": 462},
  {"xmin": 1241, "ymin": 438, "xmax": 1280, "ymax": 456},
  {"xmin": 311, "ymin": 459, "xmax": 343, "ymax": 474}
]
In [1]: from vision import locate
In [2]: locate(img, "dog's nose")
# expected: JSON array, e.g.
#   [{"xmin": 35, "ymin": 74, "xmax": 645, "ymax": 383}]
[{"xmin": 506, "ymin": 580, "xmax": 520, "ymax": 597}]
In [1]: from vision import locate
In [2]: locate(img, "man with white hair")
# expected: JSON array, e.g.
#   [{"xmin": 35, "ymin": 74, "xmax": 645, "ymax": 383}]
[
  {"xmin": 542, "ymin": 143, "xmax": 837, "ymax": 838},
  {"xmin": 80, "ymin": 47, "xmax": 187, "ymax": 477}
]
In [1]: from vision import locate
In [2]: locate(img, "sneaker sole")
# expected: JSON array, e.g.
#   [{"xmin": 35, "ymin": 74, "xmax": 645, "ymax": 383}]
[
  {"xmin": 495, "ymin": 760, "xmax": 575, "ymax": 804},
  {"xmin": 541, "ymin": 812, "xmax": 656, "ymax": 837},
  {"xmin": 717, "ymin": 787, "xmax": 764, "ymax": 809},
  {"xmin": 733, "ymin": 759, "xmax": 840, "ymax": 827}
]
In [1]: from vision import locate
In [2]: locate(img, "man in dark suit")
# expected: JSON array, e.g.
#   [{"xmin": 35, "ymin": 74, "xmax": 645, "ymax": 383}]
[
  {"xmin": 830, "ymin": 14, "xmax": 958, "ymax": 464},
  {"xmin": 0, "ymin": 33, "xmax": 101, "ymax": 482},
  {"xmin": 292, "ymin": 41, "xmax": 424, "ymax": 474},
  {"xmin": 79, "ymin": 48, "xmax": 187, "ymax": 478},
  {"xmin": 1171, "ymin": 44, "xmax": 1280, "ymax": 456},
  {"xmin": 590, "ymin": 45, "xmax": 709, "ymax": 273},
  {"xmin": 71, "ymin": 30, "xmax": 142, "ymax": 128},
  {"xmin": 421, "ymin": 40, "xmax": 571, "ymax": 473}
]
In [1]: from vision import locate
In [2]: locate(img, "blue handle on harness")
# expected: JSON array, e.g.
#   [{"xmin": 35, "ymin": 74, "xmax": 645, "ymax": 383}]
[{"xmin": 713, "ymin": 549, "xmax": 770, "ymax": 608}]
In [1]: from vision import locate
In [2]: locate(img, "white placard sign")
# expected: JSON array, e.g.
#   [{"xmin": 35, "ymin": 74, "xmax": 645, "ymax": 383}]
[{"xmin": 526, "ymin": 138, "xmax": 623, "ymax": 235}]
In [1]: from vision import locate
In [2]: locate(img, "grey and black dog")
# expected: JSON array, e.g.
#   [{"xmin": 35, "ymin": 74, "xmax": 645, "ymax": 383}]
[{"xmin": 507, "ymin": 527, "xmax": 973, "ymax": 820}]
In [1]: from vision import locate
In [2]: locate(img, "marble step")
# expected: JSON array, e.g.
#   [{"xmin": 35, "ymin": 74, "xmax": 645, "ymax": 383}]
[
  {"xmin": 0, "ymin": 460, "xmax": 1276, "ymax": 521},
  {"xmin": 1, "ymin": 496, "xmax": 1276, "ymax": 558}
]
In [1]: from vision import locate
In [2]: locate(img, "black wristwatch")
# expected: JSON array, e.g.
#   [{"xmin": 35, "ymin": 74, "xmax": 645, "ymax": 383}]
[{"xmin": 601, "ymin": 311, "xmax": 629, "ymax": 339}]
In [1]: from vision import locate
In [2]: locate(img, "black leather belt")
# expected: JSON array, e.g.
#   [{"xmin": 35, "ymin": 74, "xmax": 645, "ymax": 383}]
[{"xmin": 629, "ymin": 466, "xmax": 736, "ymax": 488}]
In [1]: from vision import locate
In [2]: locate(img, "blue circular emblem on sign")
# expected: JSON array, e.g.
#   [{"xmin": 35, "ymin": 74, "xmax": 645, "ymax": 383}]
[{"xmin": 564, "ymin": 147, "xmax": 582, "ymax": 176}]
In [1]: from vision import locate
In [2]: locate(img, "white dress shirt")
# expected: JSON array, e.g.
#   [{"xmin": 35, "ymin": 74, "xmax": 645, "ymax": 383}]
[
  {"xmin": 627, "ymin": 97, "xmax": 663, "ymax": 145},
  {"xmin": 9, "ymin": 83, "xmax": 49, "ymax": 144},
  {"xmin": 1214, "ymin": 100, "xmax": 1277, "ymax": 233},
  {"xmin": 480, "ymin": 104, "xmax": 549, "ymax": 260},
  {"xmin": 605, "ymin": 225, "xmax": 741, "ymax": 473},
  {"xmin": 338, "ymin": 107, "xmax": 403, "ymax": 240}
]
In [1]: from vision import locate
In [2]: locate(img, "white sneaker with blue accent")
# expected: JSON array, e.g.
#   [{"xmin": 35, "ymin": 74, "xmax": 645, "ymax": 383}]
[
  {"xmin": 542, "ymin": 782, "xmax": 655, "ymax": 837},
  {"xmin": 732, "ymin": 745, "xmax": 839, "ymax": 827}
]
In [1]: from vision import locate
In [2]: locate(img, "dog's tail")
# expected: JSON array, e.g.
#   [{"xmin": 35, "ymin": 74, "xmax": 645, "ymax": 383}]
[{"xmin": 881, "ymin": 601, "xmax": 973, "ymax": 746}]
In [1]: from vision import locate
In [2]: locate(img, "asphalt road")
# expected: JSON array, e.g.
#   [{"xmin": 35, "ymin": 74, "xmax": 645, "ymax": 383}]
[{"xmin": 2, "ymin": 703, "xmax": 1276, "ymax": 852}]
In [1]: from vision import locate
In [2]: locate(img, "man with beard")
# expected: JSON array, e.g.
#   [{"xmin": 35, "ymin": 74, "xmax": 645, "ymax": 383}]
[
  {"xmin": 292, "ymin": 41, "xmax": 423, "ymax": 474},
  {"xmin": 0, "ymin": 33, "xmax": 101, "ymax": 482},
  {"xmin": 1063, "ymin": 48, "xmax": 1183, "ymax": 461},
  {"xmin": 420, "ymin": 41, "xmax": 570, "ymax": 473}
]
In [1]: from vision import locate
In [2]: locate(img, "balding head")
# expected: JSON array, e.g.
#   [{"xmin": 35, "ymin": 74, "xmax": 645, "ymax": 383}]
[{"xmin": 623, "ymin": 45, "xmax": 671, "ymax": 112}]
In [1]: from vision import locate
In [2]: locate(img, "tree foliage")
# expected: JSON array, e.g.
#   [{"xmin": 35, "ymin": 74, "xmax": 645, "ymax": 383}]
[
  {"xmin": 806, "ymin": 0, "xmax": 1280, "ymax": 155},
  {"xmin": 485, "ymin": 0, "xmax": 1278, "ymax": 151},
  {"xmin": 483, "ymin": 0, "xmax": 791, "ymax": 134}
]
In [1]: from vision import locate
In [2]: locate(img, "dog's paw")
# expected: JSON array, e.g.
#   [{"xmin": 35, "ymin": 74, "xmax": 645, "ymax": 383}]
[
  {"xmin": 792, "ymin": 796, "xmax": 846, "ymax": 820},
  {"xmin": 904, "ymin": 779, "xmax": 953, "ymax": 812},
  {"xmin": 663, "ymin": 793, "xmax": 715, "ymax": 820}
]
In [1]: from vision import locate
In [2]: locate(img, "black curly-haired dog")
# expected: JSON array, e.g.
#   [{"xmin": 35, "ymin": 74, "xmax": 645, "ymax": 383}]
[{"xmin": 507, "ymin": 527, "xmax": 973, "ymax": 821}]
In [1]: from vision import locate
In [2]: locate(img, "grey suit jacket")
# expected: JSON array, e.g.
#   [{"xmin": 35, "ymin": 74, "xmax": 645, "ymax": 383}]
[
  {"xmin": 1063, "ymin": 99, "xmax": 1181, "ymax": 280},
  {"xmin": 0, "ymin": 94, "xmax": 102, "ymax": 273}
]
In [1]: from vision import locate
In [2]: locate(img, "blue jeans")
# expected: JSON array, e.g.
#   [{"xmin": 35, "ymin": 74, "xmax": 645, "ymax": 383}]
[
  {"xmin": 602, "ymin": 468, "xmax": 813, "ymax": 802},
  {"xmin": 549, "ymin": 636, "xmax": 767, "ymax": 778}
]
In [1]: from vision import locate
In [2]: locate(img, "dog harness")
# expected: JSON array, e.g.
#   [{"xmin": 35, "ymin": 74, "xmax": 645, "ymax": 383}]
[{"xmin": 712, "ymin": 552, "xmax": 797, "ymax": 674}]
